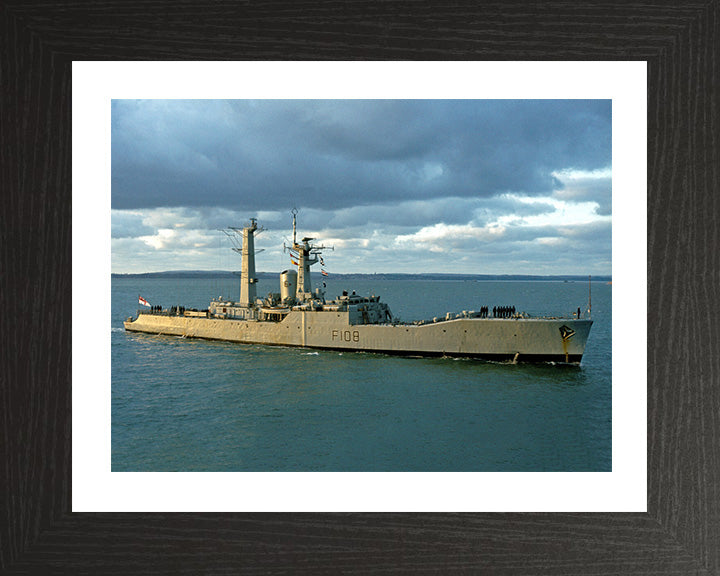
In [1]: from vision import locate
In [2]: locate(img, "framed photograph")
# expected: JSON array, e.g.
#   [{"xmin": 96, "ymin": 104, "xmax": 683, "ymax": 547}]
[
  {"xmin": 3, "ymin": 2, "xmax": 717, "ymax": 574},
  {"xmin": 79, "ymin": 63, "xmax": 636, "ymax": 513}
]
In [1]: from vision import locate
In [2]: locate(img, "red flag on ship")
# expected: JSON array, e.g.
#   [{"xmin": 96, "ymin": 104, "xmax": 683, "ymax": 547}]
[
  {"xmin": 138, "ymin": 296, "xmax": 151, "ymax": 307},
  {"xmin": 321, "ymin": 270, "xmax": 329, "ymax": 277}
]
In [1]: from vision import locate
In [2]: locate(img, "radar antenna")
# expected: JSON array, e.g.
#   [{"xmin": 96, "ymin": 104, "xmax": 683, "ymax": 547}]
[
  {"xmin": 282, "ymin": 209, "xmax": 333, "ymax": 302},
  {"xmin": 223, "ymin": 217, "xmax": 265, "ymax": 255}
]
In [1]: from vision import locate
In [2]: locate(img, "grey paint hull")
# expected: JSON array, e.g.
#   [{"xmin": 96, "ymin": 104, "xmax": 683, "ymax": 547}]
[{"xmin": 124, "ymin": 311, "xmax": 593, "ymax": 364}]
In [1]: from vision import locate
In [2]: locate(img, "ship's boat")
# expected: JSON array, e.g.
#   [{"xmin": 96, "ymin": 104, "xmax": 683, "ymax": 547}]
[{"xmin": 124, "ymin": 211, "xmax": 593, "ymax": 364}]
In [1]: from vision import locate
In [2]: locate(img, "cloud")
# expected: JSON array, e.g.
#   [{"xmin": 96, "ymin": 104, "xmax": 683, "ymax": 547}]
[
  {"xmin": 551, "ymin": 168, "xmax": 612, "ymax": 216},
  {"xmin": 111, "ymin": 191, "xmax": 612, "ymax": 275},
  {"xmin": 112, "ymin": 100, "xmax": 611, "ymax": 212},
  {"xmin": 111, "ymin": 211, "xmax": 156, "ymax": 238},
  {"xmin": 111, "ymin": 100, "xmax": 612, "ymax": 275},
  {"xmin": 394, "ymin": 222, "xmax": 507, "ymax": 252}
]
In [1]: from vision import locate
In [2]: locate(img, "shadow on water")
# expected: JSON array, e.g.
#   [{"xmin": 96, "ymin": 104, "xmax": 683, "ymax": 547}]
[{"xmin": 309, "ymin": 347, "xmax": 592, "ymax": 386}]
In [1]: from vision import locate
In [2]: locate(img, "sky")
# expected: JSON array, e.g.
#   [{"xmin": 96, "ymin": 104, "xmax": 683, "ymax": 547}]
[{"xmin": 111, "ymin": 99, "xmax": 611, "ymax": 275}]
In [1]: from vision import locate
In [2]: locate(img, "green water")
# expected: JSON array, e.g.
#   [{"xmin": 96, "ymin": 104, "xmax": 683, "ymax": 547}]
[{"xmin": 112, "ymin": 276, "xmax": 611, "ymax": 471}]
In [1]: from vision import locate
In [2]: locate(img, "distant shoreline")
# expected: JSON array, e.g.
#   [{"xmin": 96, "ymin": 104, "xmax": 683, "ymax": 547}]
[{"xmin": 112, "ymin": 270, "xmax": 611, "ymax": 282}]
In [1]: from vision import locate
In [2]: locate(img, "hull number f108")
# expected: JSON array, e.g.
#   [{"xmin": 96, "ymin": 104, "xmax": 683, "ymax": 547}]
[{"xmin": 332, "ymin": 329, "xmax": 360, "ymax": 342}]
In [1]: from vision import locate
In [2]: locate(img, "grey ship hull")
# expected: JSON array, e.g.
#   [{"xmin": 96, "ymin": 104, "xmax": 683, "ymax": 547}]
[{"xmin": 124, "ymin": 311, "xmax": 592, "ymax": 364}]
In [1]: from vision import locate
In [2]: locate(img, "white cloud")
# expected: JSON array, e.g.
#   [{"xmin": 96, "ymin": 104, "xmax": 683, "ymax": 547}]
[
  {"xmin": 394, "ymin": 222, "xmax": 507, "ymax": 253},
  {"xmin": 112, "ymin": 191, "xmax": 612, "ymax": 275},
  {"xmin": 139, "ymin": 228, "xmax": 176, "ymax": 250},
  {"xmin": 493, "ymin": 194, "xmax": 609, "ymax": 228},
  {"xmin": 551, "ymin": 167, "xmax": 612, "ymax": 216}
]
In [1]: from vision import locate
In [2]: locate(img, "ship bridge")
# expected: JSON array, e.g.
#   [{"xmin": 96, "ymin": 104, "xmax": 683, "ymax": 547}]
[{"xmin": 322, "ymin": 292, "xmax": 392, "ymax": 325}]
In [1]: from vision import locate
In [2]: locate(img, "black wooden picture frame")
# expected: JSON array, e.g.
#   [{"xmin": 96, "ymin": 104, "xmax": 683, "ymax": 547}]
[{"xmin": 2, "ymin": 2, "xmax": 718, "ymax": 574}]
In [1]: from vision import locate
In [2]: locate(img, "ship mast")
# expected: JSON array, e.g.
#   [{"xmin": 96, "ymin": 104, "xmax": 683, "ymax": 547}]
[
  {"xmin": 224, "ymin": 218, "xmax": 264, "ymax": 308},
  {"xmin": 285, "ymin": 209, "xmax": 332, "ymax": 302}
]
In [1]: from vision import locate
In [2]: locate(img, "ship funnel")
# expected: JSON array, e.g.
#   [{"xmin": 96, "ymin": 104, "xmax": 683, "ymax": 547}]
[{"xmin": 280, "ymin": 269, "xmax": 297, "ymax": 304}]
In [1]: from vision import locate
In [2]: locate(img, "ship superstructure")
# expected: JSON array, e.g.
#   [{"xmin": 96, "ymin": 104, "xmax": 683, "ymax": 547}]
[{"xmin": 124, "ymin": 212, "xmax": 593, "ymax": 364}]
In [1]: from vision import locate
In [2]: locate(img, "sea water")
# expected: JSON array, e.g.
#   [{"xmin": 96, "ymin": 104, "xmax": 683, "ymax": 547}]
[{"xmin": 111, "ymin": 276, "xmax": 611, "ymax": 471}]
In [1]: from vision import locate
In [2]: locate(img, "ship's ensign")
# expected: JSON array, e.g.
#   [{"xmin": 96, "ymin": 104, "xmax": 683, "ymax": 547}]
[{"xmin": 559, "ymin": 325, "xmax": 576, "ymax": 341}]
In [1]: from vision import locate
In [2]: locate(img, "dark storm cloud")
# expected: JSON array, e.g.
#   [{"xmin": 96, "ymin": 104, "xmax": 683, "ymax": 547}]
[{"xmin": 111, "ymin": 100, "xmax": 611, "ymax": 212}]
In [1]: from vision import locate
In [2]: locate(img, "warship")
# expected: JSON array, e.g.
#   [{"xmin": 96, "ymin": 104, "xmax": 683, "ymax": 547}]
[{"xmin": 124, "ymin": 211, "xmax": 593, "ymax": 364}]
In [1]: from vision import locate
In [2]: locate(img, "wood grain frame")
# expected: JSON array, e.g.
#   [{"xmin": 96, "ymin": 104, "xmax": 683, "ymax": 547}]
[{"xmin": 2, "ymin": 2, "xmax": 718, "ymax": 574}]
